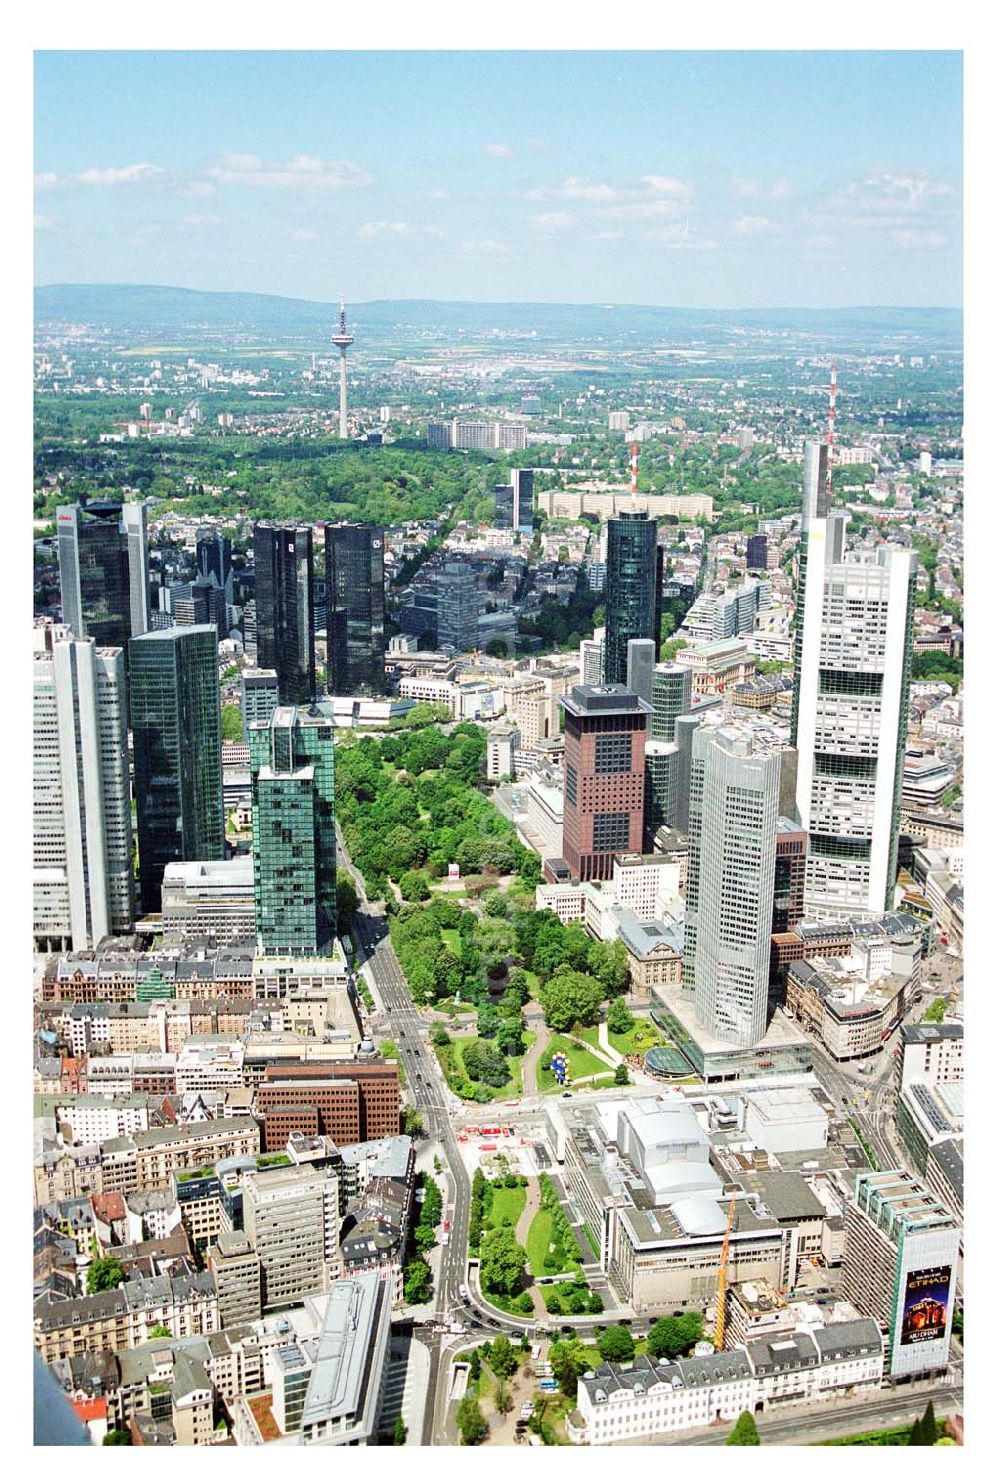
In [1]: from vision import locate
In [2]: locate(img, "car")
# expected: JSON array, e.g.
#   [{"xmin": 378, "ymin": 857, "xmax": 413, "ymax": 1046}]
[
  {"xmin": 538, "ymin": 1277, "xmax": 553, "ymax": 1285},
  {"xmin": 562, "ymin": 1091, "xmax": 572, "ymax": 1098},
  {"xmin": 459, "ymin": 1283, "xmax": 469, "ymax": 1299}
]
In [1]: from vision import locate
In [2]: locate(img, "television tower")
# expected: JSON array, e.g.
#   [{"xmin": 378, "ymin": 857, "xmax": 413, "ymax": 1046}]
[
  {"xmin": 331, "ymin": 297, "xmax": 354, "ymax": 440},
  {"xmin": 630, "ymin": 441, "xmax": 639, "ymax": 497}
]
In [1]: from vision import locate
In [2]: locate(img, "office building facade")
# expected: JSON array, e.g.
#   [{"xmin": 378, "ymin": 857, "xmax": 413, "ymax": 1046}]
[
  {"xmin": 684, "ymin": 728, "xmax": 783, "ymax": 1046},
  {"xmin": 794, "ymin": 519, "xmax": 917, "ymax": 918},
  {"xmin": 324, "ymin": 523, "xmax": 386, "ymax": 696},
  {"xmin": 130, "ymin": 626, "xmax": 224, "ymax": 915},
  {"xmin": 650, "ymin": 662, "xmax": 692, "ymax": 742},
  {"xmin": 241, "ymin": 668, "xmax": 279, "ymax": 737},
  {"xmin": 626, "ymin": 637, "xmax": 656, "ymax": 711},
  {"xmin": 121, "ymin": 501, "xmax": 151, "ymax": 637},
  {"xmin": 559, "ymin": 685, "xmax": 650, "ymax": 883},
  {"xmin": 436, "ymin": 561, "xmax": 479, "ymax": 652},
  {"xmin": 604, "ymin": 511, "xmax": 662, "ymax": 686},
  {"xmin": 33, "ymin": 626, "xmax": 134, "ymax": 950},
  {"xmin": 746, "ymin": 533, "xmax": 769, "ymax": 572},
  {"xmin": 56, "ymin": 503, "xmax": 132, "ymax": 651},
  {"xmin": 248, "ymin": 706, "xmax": 337, "ymax": 956},
  {"xmin": 842, "ymin": 1170, "xmax": 959, "ymax": 1380},
  {"xmin": 253, "ymin": 525, "xmax": 316, "ymax": 705}
]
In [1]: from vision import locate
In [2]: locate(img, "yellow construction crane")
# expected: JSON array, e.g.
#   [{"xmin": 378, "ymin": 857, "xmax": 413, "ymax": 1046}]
[{"xmin": 714, "ymin": 1194, "xmax": 738, "ymax": 1351}]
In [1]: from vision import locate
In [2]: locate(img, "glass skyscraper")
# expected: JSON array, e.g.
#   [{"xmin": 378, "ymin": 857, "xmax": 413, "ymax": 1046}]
[
  {"xmin": 253, "ymin": 524, "xmax": 316, "ymax": 705},
  {"xmin": 324, "ymin": 522, "xmax": 386, "ymax": 696},
  {"xmin": 604, "ymin": 510, "xmax": 662, "ymax": 686},
  {"xmin": 56, "ymin": 503, "xmax": 132, "ymax": 651},
  {"xmin": 249, "ymin": 706, "xmax": 337, "ymax": 956},
  {"xmin": 130, "ymin": 625, "xmax": 224, "ymax": 915},
  {"xmin": 650, "ymin": 662, "xmax": 692, "ymax": 742}
]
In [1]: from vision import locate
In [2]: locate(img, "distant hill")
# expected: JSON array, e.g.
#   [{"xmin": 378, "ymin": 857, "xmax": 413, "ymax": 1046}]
[{"xmin": 33, "ymin": 283, "xmax": 963, "ymax": 347}]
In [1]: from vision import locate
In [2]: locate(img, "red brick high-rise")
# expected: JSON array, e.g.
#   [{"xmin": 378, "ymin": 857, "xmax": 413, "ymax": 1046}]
[{"xmin": 557, "ymin": 685, "xmax": 651, "ymax": 883}]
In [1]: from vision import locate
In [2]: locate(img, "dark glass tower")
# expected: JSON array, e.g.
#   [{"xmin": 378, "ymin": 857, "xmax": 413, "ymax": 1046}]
[
  {"xmin": 248, "ymin": 706, "xmax": 337, "ymax": 955},
  {"xmin": 196, "ymin": 528, "xmax": 233, "ymax": 599},
  {"xmin": 604, "ymin": 510, "xmax": 662, "ymax": 686},
  {"xmin": 130, "ymin": 626, "xmax": 224, "ymax": 915},
  {"xmin": 253, "ymin": 524, "xmax": 316, "ymax": 705},
  {"xmin": 324, "ymin": 523, "xmax": 386, "ymax": 696},
  {"xmin": 56, "ymin": 504, "xmax": 131, "ymax": 651}
]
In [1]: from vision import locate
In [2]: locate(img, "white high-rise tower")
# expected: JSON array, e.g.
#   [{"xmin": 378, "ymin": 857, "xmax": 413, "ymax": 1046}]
[
  {"xmin": 794, "ymin": 518, "xmax": 917, "ymax": 919},
  {"xmin": 33, "ymin": 624, "xmax": 134, "ymax": 950}
]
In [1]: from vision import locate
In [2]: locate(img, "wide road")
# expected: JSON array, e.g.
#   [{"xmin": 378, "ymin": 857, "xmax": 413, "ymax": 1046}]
[{"xmin": 349, "ymin": 904, "xmax": 474, "ymax": 1444}]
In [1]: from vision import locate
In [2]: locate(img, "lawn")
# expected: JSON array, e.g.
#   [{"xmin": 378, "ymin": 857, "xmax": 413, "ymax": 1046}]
[
  {"xmin": 441, "ymin": 929, "xmax": 463, "ymax": 956},
  {"xmin": 526, "ymin": 1209, "xmax": 556, "ymax": 1276},
  {"xmin": 536, "ymin": 1034, "xmax": 615, "ymax": 1093},
  {"xmin": 435, "ymin": 1032, "xmax": 534, "ymax": 1102},
  {"xmin": 609, "ymin": 1016, "xmax": 666, "ymax": 1055},
  {"xmin": 488, "ymin": 1185, "xmax": 527, "ymax": 1229}
]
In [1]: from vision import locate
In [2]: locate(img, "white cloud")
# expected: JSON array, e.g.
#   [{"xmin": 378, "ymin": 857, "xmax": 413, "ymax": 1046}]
[
  {"xmin": 34, "ymin": 171, "xmax": 58, "ymax": 190},
  {"xmin": 532, "ymin": 211, "xmax": 576, "ymax": 235},
  {"xmin": 208, "ymin": 153, "xmax": 374, "ymax": 189},
  {"xmin": 732, "ymin": 177, "xmax": 790, "ymax": 200},
  {"xmin": 182, "ymin": 181, "xmax": 216, "ymax": 199},
  {"xmin": 427, "ymin": 188, "xmax": 447, "ymax": 201},
  {"xmin": 640, "ymin": 175, "xmax": 693, "ymax": 200},
  {"xmin": 862, "ymin": 173, "xmax": 954, "ymax": 204},
  {"xmin": 731, "ymin": 214, "xmax": 781, "ymax": 236},
  {"xmin": 358, "ymin": 220, "xmax": 445, "ymax": 241},
  {"xmin": 293, "ymin": 228, "xmax": 319, "ymax": 242},
  {"xmin": 76, "ymin": 163, "xmax": 164, "ymax": 186},
  {"xmin": 181, "ymin": 213, "xmax": 221, "ymax": 228},
  {"xmin": 802, "ymin": 233, "xmax": 839, "ymax": 250},
  {"xmin": 559, "ymin": 176, "xmax": 618, "ymax": 201},
  {"xmin": 461, "ymin": 238, "xmax": 515, "ymax": 256},
  {"xmin": 485, "ymin": 142, "xmax": 513, "ymax": 158},
  {"xmin": 597, "ymin": 198, "xmax": 687, "ymax": 222},
  {"xmin": 34, "ymin": 214, "xmax": 54, "ymax": 230}
]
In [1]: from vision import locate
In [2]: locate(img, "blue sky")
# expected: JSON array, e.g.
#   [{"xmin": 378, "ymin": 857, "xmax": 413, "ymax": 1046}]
[{"xmin": 33, "ymin": 50, "xmax": 963, "ymax": 307}]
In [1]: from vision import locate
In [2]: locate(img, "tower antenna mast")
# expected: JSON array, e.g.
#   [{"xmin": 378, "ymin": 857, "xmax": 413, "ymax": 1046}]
[
  {"xmin": 330, "ymin": 295, "xmax": 355, "ymax": 441},
  {"xmin": 825, "ymin": 362, "xmax": 838, "ymax": 500},
  {"xmin": 630, "ymin": 441, "xmax": 639, "ymax": 498}
]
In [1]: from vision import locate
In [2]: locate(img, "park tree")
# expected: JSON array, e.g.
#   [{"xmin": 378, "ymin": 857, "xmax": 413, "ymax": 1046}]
[
  {"xmin": 102, "ymin": 1431, "xmax": 131, "ymax": 1446},
  {"xmin": 597, "ymin": 1324, "xmax": 635, "ymax": 1363},
  {"xmin": 457, "ymin": 1394, "xmax": 488, "ymax": 1445},
  {"xmin": 607, "ymin": 996, "xmax": 632, "ymax": 1035},
  {"xmin": 614, "ymin": 1063, "xmax": 630, "ymax": 1086},
  {"xmin": 392, "ymin": 1416, "xmax": 407, "ymax": 1445},
  {"xmin": 540, "ymin": 971, "xmax": 604, "ymax": 1032},
  {"xmin": 726, "ymin": 1411, "xmax": 761, "ymax": 1445},
  {"xmin": 398, "ymin": 869, "xmax": 431, "ymax": 902},
  {"xmin": 463, "ymin": 1039, "xmax": 511, "ymax": 1087},
  {"xmin": 496, "ymin": 1015, "xmax": 526, "ymax": 1056},
  {"xmin": 479, "ymin": 1225, "xmax": 527, "ymax": 1295},
  {"xmin": 588, "ymin": 939, "xmax": 631, "ymax": 995},
  {"xmin": 487, "ymin": 1335, "xmax": 518, "ymax": 1380},
  {"xmin": 401, "ymin": 1105, "xmax": 423, "ymax": 1137},
  {"xmin": 549, "ymin": 1338, "xmax": 592, "ymax": 1398}
]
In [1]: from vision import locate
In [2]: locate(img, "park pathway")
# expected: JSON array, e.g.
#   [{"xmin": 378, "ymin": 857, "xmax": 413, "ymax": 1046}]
[
  {"xmin": 514, "ymin": 1173, "xmax": 547, "ymax": 1319},
  {"xmin": 521, "ymin": 1013, "xmax": 551, "ymax": 1099}
]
